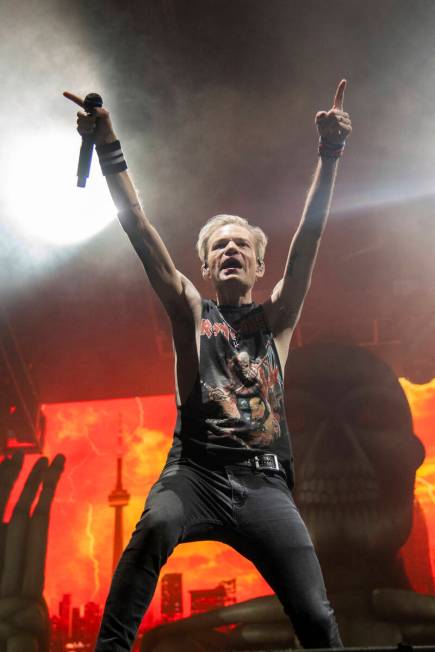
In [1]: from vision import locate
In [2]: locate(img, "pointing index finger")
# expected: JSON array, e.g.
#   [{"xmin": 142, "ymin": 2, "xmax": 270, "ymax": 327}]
[
  {"xmin": 63, "ymin": 91, "xmax": 84, "ymax": 108},
  {"xmin": 333, "ymin": 79, "xmax": 347, "ymax": 111}
]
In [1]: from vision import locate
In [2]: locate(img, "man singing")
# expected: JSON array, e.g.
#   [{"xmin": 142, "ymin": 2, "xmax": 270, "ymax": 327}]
[{"xmin": 64, "ymin": 79, "xmax": 351, "ymax": 651}]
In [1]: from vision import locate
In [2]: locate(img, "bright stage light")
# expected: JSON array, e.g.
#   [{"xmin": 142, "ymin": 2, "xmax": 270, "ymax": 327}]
[{"xmin": 3, "ymin": 129, "xmax": 117, "ymax": 245}]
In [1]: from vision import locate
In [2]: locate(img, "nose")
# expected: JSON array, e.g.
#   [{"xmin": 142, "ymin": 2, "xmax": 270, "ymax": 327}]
[
  {"xmin": 300, "ymin": 414, "xmax": 375, "ymax": 478},
  {"xmin": 223, "ymin": 241, "xmax": 239, "ymax": 255}
]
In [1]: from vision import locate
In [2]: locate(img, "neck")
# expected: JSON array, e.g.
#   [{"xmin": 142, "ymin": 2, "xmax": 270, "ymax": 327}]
[{"xmin": 215, "ymin": 287, "xmax": 253, "ymax": 307}]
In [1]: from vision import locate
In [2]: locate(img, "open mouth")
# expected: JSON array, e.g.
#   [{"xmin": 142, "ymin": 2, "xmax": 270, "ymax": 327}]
[{"xmin": 221, "ymin": 258, "xmax": 243, "ymax": 271}]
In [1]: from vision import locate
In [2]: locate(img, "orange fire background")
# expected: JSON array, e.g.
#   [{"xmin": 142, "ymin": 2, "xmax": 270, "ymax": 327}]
[
  {"xmin": 41, "ymin": 394, "xmax": 271, "ymax": 624},
  {"xmin": 8, "ymin": 380, "xmax": 435, "ymax": 624}
]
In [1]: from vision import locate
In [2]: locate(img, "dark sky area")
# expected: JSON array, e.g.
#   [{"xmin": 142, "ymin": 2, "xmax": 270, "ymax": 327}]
[{"xmin": 1, "ymin": 0, "xmax": 435, "ymax": 403}]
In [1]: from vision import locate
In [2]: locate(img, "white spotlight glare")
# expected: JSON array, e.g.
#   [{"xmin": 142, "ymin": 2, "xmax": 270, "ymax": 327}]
[{"xmin": 4, "ymin": 129, "xmax": 116, "ymax": 245}]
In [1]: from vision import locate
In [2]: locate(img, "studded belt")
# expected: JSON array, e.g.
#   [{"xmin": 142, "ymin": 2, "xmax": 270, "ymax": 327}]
[{"xmin": 236, "ymin": 453, "xmax": 282, "ymax": 472}]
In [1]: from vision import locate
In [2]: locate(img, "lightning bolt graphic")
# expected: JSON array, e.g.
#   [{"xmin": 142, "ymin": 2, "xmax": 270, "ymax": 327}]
[
  {"xmin": 135, "ymin": 396, "xmax": 145, "ymax": 429},
  {"xmin": 65, "ymin": 453, "xmax": 92, "ymax": 503},
  {"xmin": 86, "ymin": 502, "xmax": 101, "ymax": 600},
  {"xmin": 85, "ymin": 426, "xmax": 105, "ymax": 456}
]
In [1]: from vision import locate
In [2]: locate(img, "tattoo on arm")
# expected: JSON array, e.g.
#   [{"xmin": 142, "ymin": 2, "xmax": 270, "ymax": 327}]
[{"xmin": 118, "ymin": 201, "xmax": 141, "ymax": 214}]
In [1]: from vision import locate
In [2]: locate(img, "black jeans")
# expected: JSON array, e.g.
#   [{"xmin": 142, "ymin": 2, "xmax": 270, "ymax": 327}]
[{"xmin": 95, "ymin": 458, "xmax": 342, "ymax": 651}]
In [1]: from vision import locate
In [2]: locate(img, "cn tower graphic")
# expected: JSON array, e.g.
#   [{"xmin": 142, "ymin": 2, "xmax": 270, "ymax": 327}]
[{"xmin": 108, "ymin": 418, "xmax": 130, "ymax": 573}]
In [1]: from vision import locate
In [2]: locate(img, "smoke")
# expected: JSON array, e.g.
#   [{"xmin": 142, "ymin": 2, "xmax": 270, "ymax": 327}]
[
  {"xmin": 2, "ymin": 0, "xmax": 435, "ymax": 400},
  {"xmin": 3, "ymin": 0, "xmax": 435, "ymax": 261}
]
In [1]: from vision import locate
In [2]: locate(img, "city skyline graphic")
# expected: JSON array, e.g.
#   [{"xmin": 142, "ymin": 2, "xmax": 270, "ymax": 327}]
[{"xmin": 5, "ymin": 382, "xmax": 435, "ymax": 638}]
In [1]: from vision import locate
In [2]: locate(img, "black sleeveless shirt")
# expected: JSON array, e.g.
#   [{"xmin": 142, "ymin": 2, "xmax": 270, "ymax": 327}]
[{"xmin": 166, "ymin": 299, "xmax": 295, "ymax": 488}]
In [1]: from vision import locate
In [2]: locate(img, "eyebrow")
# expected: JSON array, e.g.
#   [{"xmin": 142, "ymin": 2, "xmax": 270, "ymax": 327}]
[{"xmin": 212, "ymin": 237, "xmax": 251, "ymax": 246}]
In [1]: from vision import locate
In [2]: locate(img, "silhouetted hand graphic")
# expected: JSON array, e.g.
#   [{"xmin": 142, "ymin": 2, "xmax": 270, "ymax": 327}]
[{"xmin": 0, "ymin": 452, "xmax": 65, "ymax": 652}]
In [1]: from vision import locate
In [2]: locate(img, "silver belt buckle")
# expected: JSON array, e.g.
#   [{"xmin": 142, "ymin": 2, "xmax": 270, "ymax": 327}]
[{"xmin": 253, "ymin": 453, "xmax": 279, "ymax": 471}]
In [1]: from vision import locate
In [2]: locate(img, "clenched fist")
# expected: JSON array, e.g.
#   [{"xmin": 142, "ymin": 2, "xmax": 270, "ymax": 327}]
[{"xmin": 63, "ymin": 91, "xmax": 117, "ymax": 146}]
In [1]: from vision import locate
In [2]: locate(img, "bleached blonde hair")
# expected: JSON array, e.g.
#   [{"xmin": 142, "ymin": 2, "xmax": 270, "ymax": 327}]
[{"xmin": 196, "ymin": 214, "xmax": 268, "ymax": 265}]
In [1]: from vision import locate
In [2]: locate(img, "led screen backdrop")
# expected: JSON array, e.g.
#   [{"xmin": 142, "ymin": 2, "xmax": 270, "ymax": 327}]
[{"xmin": 7, "ymin": 379, "xmax": 434, "ymax": 629}]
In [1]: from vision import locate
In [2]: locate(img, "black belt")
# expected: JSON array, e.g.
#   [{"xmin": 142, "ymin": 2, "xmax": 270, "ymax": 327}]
[{"xmin": 234, "ymin": 453, "xmax": 282, "ymax": 472}]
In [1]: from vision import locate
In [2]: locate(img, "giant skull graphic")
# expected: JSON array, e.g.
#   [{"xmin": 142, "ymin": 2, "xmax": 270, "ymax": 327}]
[{"xmin": 285, "ymin": 344, "xmax": 426, "ymax": 585}]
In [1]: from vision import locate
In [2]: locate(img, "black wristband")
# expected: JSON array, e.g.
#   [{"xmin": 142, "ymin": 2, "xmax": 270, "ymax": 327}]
[
  {"xmin": 318, "ymin": 137, "xmax": 345, "ymax": 160},
  {"xmin": 96, "ymin": 140, "xmax": 128, "ymax": 175}
]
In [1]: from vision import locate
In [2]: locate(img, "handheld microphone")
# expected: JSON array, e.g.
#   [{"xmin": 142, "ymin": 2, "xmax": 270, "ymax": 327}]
[{"xmin": 77, "ymin": 92, "xmax": 103, "ymax": 188}]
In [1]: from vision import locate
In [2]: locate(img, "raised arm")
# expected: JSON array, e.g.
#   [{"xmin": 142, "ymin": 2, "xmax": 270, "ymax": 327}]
[
  {"xmin": 267, "ymin": 80, "xmax": 352, "ymax": 337},
  {"xmin": 63, "ymin": 92, "xmax": 200, "ymax": 320}
]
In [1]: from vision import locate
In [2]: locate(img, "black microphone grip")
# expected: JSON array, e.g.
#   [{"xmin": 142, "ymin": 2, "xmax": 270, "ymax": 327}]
[{"xmin": 77, "ymin": 92, "xmax": 103, "ymax": 188}]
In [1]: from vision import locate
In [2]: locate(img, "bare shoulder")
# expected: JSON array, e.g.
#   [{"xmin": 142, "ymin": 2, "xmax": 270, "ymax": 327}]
[
  {"xmin": 167, "ymin": 272, "xmax": 202, "ymax": 329},
  {"xmin": 262, "ymin": 282, "xmax": 298, "ymax": 336},
  {"xmin": 262, "ymin": 290, "xmax": 294, "ymax": 370},
  {"xmin": 179, "ymin": 273, "xmax": 202, "ymax": 320}
]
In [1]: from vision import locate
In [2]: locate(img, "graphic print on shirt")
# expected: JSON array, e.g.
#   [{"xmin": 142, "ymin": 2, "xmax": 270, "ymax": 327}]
[{"xmin": 202, "ymin": 337, "xmax": 283, "ymax": 448}]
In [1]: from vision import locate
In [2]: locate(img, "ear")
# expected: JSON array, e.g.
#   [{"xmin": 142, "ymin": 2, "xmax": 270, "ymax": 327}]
[
  {"xmin": 202, "ymin": 262, "xmax": 210, "ymax": 280},
  {"xmin": 256, "ymin": 260, "xmax": 265, "ymax": 278}
]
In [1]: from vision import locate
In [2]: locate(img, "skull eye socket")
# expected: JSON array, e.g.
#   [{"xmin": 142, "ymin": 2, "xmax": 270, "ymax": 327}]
[
  {"xmin": 286, "ymin": 394, "xmax": 326, "ymax": 434},
  {"xmin": 345, "ymin": 397, "xmax": 410, "ymax": 432},
  {"xmin": 286, "ymin": 391, "xmax": 411, "ymax": 436}
]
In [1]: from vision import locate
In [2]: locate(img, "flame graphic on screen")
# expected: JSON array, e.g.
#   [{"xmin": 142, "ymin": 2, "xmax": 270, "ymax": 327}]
[
  {"xmin": 86, "ymin": 503, "xmax": 101, "ymax": 599},
  {"xmin": 400, "ymin": 377, "xmax": 435, "ymax": 508}
]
